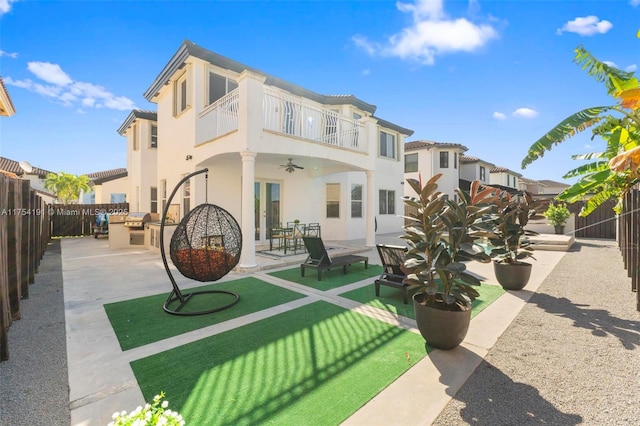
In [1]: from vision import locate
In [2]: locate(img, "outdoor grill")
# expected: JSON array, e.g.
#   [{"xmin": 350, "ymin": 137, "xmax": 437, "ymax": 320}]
[{"xmin": 124, "ymin": 212, "xmax": 152, "ymax": 230}]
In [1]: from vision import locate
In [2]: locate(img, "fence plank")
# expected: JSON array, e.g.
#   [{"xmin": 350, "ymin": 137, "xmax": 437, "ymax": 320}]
[{"xmin": 0, "ymin": 175, "xmax": 10, "ymax": 360}]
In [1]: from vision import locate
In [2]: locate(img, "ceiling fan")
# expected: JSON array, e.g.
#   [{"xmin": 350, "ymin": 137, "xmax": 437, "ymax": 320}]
[{"xmin": 280, "ymin": 158, "xmax": 304, "ymax": 173}]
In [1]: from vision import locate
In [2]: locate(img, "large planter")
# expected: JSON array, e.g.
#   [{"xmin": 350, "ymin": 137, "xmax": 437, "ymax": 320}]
[
  {"xmin": 413, "ymin": 293, "xmax": 472, "ymax": 350},
  {"xmin": 493, "ymin": 261, "xmax": 532, "ymax": 290}
]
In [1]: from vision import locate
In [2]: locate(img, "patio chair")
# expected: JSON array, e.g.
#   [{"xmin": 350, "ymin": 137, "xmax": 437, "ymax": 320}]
[
  {"xmin": 300, "ymin": 236, "xmax": 368, "ymax": 281},
  {"xmin": 375, "ymin": 244, "xmax": 410, "ymax": 304}
]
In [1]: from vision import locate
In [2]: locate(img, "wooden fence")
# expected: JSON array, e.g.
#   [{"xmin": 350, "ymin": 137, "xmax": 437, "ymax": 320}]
[
  {"xmin": 0, "ymin": 175, "xmax": 50, "ymax": 361},
  {"xmin": 49, "ymin": 203, "xmax": 129, "ymax": 237},
  {"xmin": 618, "ymin": 186, "xmax": 640, "ymax": 311},
  {"xmin": 567, "ymin": 199, "xmax": 617, "ymax": 239}
]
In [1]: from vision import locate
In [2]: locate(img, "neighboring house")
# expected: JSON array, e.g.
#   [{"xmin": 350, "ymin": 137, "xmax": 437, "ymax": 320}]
[
  {"xmin": 459, "ymin": 155, "xmax": 495, "ymax": 187},
  {"xmin": 519, "ymin": 177, "xmax": 547, "ymax": 195},
  {"xmin": 120, "ymin": 40, "xmax": 413, "ymax": 268},
  {"xmin": 490, "ymin": 166, "xmax": 522, "ymax": 190},
  {"xmin": 0, "ymin": 76, "xmax": 16, "ymax": 117},
  {"xmin": 404, "ymin": 140, "xmax": 468, "ymax": 199},
  {"xmin": 117, "ymin": 110, "xmax": 158, "ymax": 213},
  {"xmin": 539, "ymin": 179, "xmax": 571, "ymax": 195},
  {"xmin": 83, "ymin": 168, "xmax": 129, "ymax": 204},
  {"xmin": 0, "ymin": 156, "xmax": 56, "ymax": 203}
]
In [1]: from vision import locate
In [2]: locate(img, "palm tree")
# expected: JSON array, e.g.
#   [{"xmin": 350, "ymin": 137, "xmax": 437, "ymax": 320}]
[
  {"xmin": 45, "ymin": 172, "xmax": 92, "ymax": 204},
  {"xmin": 521, "ymin": 42, "xmax": 640, "ymax": 215}
]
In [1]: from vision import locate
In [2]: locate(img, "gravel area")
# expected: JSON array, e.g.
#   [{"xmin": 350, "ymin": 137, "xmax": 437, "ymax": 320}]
[
  {"xmin": 433, "ymin": 239, "xmax": 640, "ymax": 425},
  {"xmin": 0, "ymin": 240, "xmax": 70, "ymax": 426}
]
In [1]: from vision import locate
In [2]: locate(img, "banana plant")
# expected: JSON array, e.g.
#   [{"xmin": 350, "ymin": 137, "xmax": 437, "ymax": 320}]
[{"xmin": 521, "ymin": 42, "xmax": 640, "ymax": 216}]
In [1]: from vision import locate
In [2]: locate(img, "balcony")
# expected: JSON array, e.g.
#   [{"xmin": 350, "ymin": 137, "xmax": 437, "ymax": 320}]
[{"xmin": 198, "ymin": 86, "xmax": 366, "ymax": 152}]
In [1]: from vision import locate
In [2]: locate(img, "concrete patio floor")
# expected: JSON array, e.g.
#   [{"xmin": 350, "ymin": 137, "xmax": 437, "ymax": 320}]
[{"xmin": 59, "ymin": 233, "xmax": 568, "ymax": 425}]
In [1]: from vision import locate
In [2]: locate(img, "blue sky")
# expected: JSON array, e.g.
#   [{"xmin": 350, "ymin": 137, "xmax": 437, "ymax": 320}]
[{"xmin": 0, "ymin": 0, "xmax": 638, "ymax": 183}]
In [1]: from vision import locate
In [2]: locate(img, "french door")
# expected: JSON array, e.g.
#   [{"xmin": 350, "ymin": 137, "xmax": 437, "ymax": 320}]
[{"xmin": 254, "ymin": 181, "xmax": 281, "ymax": 242}]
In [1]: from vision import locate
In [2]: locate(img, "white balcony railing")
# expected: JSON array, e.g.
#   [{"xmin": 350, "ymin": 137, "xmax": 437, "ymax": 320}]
[
  {"xmin": 198, "ymin": 89, "xmax": 239, "ymax": 142},
  {"xmin": 263, "ymin": 87, "xmax": 365, "ymax": 152}
]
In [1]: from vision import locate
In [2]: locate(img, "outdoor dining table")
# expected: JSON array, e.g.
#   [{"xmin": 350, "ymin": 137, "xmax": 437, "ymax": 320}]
[{"xmin": 269, "ymin": 223, "xmax": 321, "ymax": 254}]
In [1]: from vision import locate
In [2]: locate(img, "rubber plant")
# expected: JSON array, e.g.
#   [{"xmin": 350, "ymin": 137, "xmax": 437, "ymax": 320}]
[
  {"xmin": 521, "ymin": 37, "xmax": 640, "ymax": 216},
  {"xmin": 401, "ymin": 174, "xmax": 497, "ymax": 311}
]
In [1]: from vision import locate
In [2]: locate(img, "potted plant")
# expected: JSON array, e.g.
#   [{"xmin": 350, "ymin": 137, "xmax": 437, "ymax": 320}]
[
  {"xmin": 487, "ymin": 189, "xmax": 540, "ymax": 290},
  {"xmin": 543, "ymin": 202, "xmax": 571, "ymax": 234},
  {"xmin": 402, "ymin": 174, "xmax": 497, "ymax": 350}
]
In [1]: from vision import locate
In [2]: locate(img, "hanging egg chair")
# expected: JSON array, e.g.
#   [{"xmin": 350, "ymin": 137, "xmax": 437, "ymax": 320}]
[{"xmin": 160, "ymin": 168, "xmax": 241, "ymax": 316}]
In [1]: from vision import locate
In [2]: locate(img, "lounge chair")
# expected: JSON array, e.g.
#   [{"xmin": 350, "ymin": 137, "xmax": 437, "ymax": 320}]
[
  {"xmin": 300, "ymin": 237, "xmax": 368, "ymax": 281},
  {"xmin": 375, "ymin": 244, "xmax": 410, "ymax": 304}
]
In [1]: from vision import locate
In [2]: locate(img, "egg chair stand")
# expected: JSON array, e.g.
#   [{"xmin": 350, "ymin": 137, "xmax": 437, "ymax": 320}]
[{"xmin": 160, "ymin": 168, "xmax": 241, "ymax": 316}]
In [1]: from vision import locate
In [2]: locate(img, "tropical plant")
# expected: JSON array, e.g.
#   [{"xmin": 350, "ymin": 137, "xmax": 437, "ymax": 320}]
[
  {"xmin": 44, "ymin": 171, "xmax": 92, "ymax": 204},
  {"xmin": 521, "ymin": 41, "xmax": 640, "ymax": 216},
  {"xmin": 108, "ymin": 392, "xmax": 184, "ymax": 426},
  {"xmin": 543, "ymin": 202, "xmax": 571, "ymax": 226},
  {"xmin": 401, "ymin": 174, "xmax": 496, "ymax": 311},
  {"xmin": 487, "ymin": 189, "xmax": 539, "ymax": 265}
]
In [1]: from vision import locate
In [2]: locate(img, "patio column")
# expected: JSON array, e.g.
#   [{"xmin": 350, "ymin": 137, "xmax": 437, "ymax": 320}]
[
  {"xmin": 239, "ymin": 151, "xmax": 258, "ymax": 269},
  {"xmin": 366, "ymin": 170, "xmax": 376, "ymax": 247}
]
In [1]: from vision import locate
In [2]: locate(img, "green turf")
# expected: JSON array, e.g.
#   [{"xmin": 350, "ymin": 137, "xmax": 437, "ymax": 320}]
[
  {"xmin": 104, "ymin": 277, "xmax": 307, "ymax": 351},
  {"xmin": 267, "ymin": 263, "xmax": 383, "ymax": 291},
  {"xmin": 130, "ymin": 300, "xmax": 426, "ymax": 426},
  {"xmin": 339, "ymin": 282, "xmax": 506, "ymax": 320}
]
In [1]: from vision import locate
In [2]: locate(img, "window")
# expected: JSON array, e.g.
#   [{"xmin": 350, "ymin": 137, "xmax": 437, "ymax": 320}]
[
  {"xmin": 440, "ymin": 151, "xmax": 449, "ymax": 168},
  {"xmin": 513, "ymin": 176, "xmax": 517, "ymax": 187},
  {"xmin": 132, "ymin": 124, "xmax": 138, "ymax": 151},
  {"xmin": 351, "ymin": 113, "xmax": 362, "ymax": 147},
  {"xmin": 326, "ymin": 183, "xmax": 340, "ymax": 218},
  {"xmin": 207, "ymin": 71, "xmax": 237, "ymax": 106},
  {"xmin": 161, "ymin": 179, "xmax": 167, "ymax": 214},
  {"xmin": 379, "ymin": 190, "xmax": 395, "ymax": 215},
  {"xmin": 405, "ymin": 153, "xmax": 418, "ymax": 172},
  {"xmin": 480, "ymin": 166, "xmax": 486, "ymax": 181},
  {"xmin": 183, "ymin": 175, "xmax": 191, "ymax": 217},
  {"xmin": 150, "ymin": 124, "xmax": 157, "ymax": 148},
  {"xmin": 379, "ymin": 131, "xmax": 396, "ymax": 159},
  {"xmin": 351, "ymin": 184, "xmax": 362, "ymax": 218},
  {"xmin": 507, "ymin": 175, "xmax": 510, "ymax": 186},
  {"xmin": 174, "ymin": 72, "xmax": 188, "ymax": 116},
  {"xmin": 454, "ymin": 152, "xmax": 458, "ymax": 169},
  {"xmin": 150, "ymin": 187, "xmax": 158, "ymax": 214}
]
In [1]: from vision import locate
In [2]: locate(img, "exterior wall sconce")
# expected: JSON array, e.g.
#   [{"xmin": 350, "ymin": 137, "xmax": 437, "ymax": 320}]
[{"xmin": 186, "ymin": 155, "xmax": 193, "ymax": 161}]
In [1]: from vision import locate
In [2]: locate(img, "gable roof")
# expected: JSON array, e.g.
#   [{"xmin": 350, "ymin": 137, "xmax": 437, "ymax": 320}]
[
  {"xmin": 489, "ymin": 166, "xmax": 522, "ymax": 177},
  {"xmin": 143, "ymin": 40, "xmax": 413, "ymax": 136},
  {"xmin": 85, "ymin": 168, "xmax": 128, "ymax": 185},
  {"xmin": 539, "ymin": 179, "xmax": 570, "ymax": 188},
  {"xmin": 0, "ymin": 156, "xmax": 54, "ymax": 178},
  {"xmin": 117, "ymin": 109, "xmax": 157, "ymax": 136},
  {"xmin": 0, "ymin": 76, "xmax": 16, "ymax": 117},
  {"xmin": 459, "ymin": 154, "xmax": 495, "ymax": 167},
  {"xmin": 405, "ymin": 140, "xmax": 469, "ymax": 152}
]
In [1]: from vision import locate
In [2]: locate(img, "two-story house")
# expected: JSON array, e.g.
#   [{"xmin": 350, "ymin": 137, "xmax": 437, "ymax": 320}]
[
  {"xmin": 404, "ymin": 140, "xmax": 468, "ymax": 199},
  {"xmin": 459, "ymin": 155, "xmax": 495, "ymax": 189},
  {"xmin": 119, "ymin": 40, "xmax": 413, "ymax": 268},
  {"xmin": 82, "ymin": 168, "xmax": 129, "ymax": 204},
  {"xmin": 490, "ymin": 166, "xmax": 521, "ymax": 190}
]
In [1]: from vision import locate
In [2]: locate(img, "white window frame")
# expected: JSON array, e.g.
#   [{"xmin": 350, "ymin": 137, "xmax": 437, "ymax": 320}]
[
  {"xmin": 150, "ymin": 123, "xmax": 158, "ymax": 148},
  {"xmin": 480, "ymin": 166, "xmax": 486, "ymax": 181},
  {"xmin": 379, "ymin": 131, "xmax": 396, "ymax": 159},
  {"xmin": 379, "ymin": 189, "xmax": 395, "ymax": 215},
  {"xmin": 150, "ymin": 186, "xmax": 158, "ymax": 214},
  {"xmin": 326, "ymin": 183, "xmax": 340, "ymax": 218},
  {"xmin": 132, "ymin": 123, "xmax": 138, "ymax": 151},
  {"xmin": 405, "ymin": 153, "xmax": 418, "ymax": 173},
  {"xmin": 206, "ymin": 69, "xmax": 238, "ymax": 106},
  {"xmin": 440, "ymin": 151, "xmax": 449, "ymax": 168},
  {"xmin": 174, "ymin": 71, "xmax": 189, "ymax": 116}
]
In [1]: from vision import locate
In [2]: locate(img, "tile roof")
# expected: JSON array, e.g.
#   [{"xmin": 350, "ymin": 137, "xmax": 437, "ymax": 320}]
[
  {"xmin": 539, "ymin": 179, "xmax": 570, "ymax": 188},
  {"xmin": 405, "ymin": 140, "xmax": 469, "ymax": 151},
  {"xmin": 117, "ymin": 109, "xmax": 157, "ymax": 135},
  {"xmin": 459, "ymin": 154, "xmax": 495, "ymax": 166},
  {"xmin": 0, "ymin": 156, "xmax": 55, "ymax": 178},
  {"xmin": 490, "ymin": 166, "xmax": 522, "ymax": 177},
  {"xmin": 0, "ymin": 76, "xmax": 16, "ymax": 116},
  {"xmin": 85, "ymin": 168, "xmax": 128, "ymax": 184}
]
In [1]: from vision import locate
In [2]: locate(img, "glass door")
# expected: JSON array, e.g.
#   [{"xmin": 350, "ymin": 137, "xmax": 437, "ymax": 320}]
[{"xmin": 254, "ymin": 181, "xmax": 281, "ymax": 242}]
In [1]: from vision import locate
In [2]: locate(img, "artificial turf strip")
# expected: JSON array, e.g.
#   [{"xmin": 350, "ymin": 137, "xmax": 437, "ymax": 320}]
[
  {"xmin": 104, "ymin": 277, "xmax": 307, "ymax": 351},
  {"xmin": 339, "ymin": 282, "xmax": 506, "ymax": 320},
  {"xmin": 267, "ymin": 263, "xmax": 383, "ymax": 291},
  {"xmin": 130, "ymin": 300, "xmax": 426, "ymax": 426}
]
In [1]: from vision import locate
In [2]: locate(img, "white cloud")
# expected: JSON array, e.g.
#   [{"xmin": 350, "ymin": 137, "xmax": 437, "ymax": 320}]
[
  {"xmin": 513, "ymin": 107, "xmax": 538, "ymax": 118},
  {"xmin": 362, "ymin": 69, "xmax": 371, "ymax": 76},
  {"xmin": 0, "ymin": 49, "xmax": 18, "ymax": 58},
  {"xmin": 631, "ymin": 0, "xmax": 640, "ymax": 6},
  {"xmin": 603, "ymin": 60, "xmax": 617, "ymax": 68},
  {"xmin": 6, "ymin": 61, "xmax": 136, "ymax": 111},
  {"xmin": 353, "ymin": 0, "xmax": 499, "ymax": 65},
  {"xmin": 556, "ymin": 16, "xmax": 613, "ymax": 36},
  {"xmin": 626, "ymin": 64, "xmax": 637, "ymax": 72},
  {"xmin": 28, "ymin": 62, "xmax": 72, "ymax": 86},
  {"xmin": 493, "ymin": 111, "xmax": 506, "ymax": 120},
  {"xmin": 0, "ymin": 0, "xmax": 18, "ymax": 16}
]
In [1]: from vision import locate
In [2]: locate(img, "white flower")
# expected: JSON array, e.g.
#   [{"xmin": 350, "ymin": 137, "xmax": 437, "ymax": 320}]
[{"xmin": 161, "ymin": 400, "xmax": 169, "ymax": 408}]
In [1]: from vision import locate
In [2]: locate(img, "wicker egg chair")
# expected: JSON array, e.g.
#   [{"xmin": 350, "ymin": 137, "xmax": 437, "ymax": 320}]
[{"xmin": 160, "ymin": 168, "xmax": 241, "ymax": 316}]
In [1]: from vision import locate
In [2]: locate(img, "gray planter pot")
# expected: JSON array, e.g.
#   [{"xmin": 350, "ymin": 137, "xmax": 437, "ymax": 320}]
[
  {"xmin": 554, "ymin": 225, "xmax": 565, "ymax": 234},
  {"xmin": 413, "ymin": 293, "xmax": 472, "ymax": 350},
  {"xmin": 493, "ymin": 261, "xmax": 532, "ymax": 290}
]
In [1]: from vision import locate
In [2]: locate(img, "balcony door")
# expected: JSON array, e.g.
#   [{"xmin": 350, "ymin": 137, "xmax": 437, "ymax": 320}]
[{"xmin": 254, "ymin": 181, "xmax": 281, "ymax": 242}]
